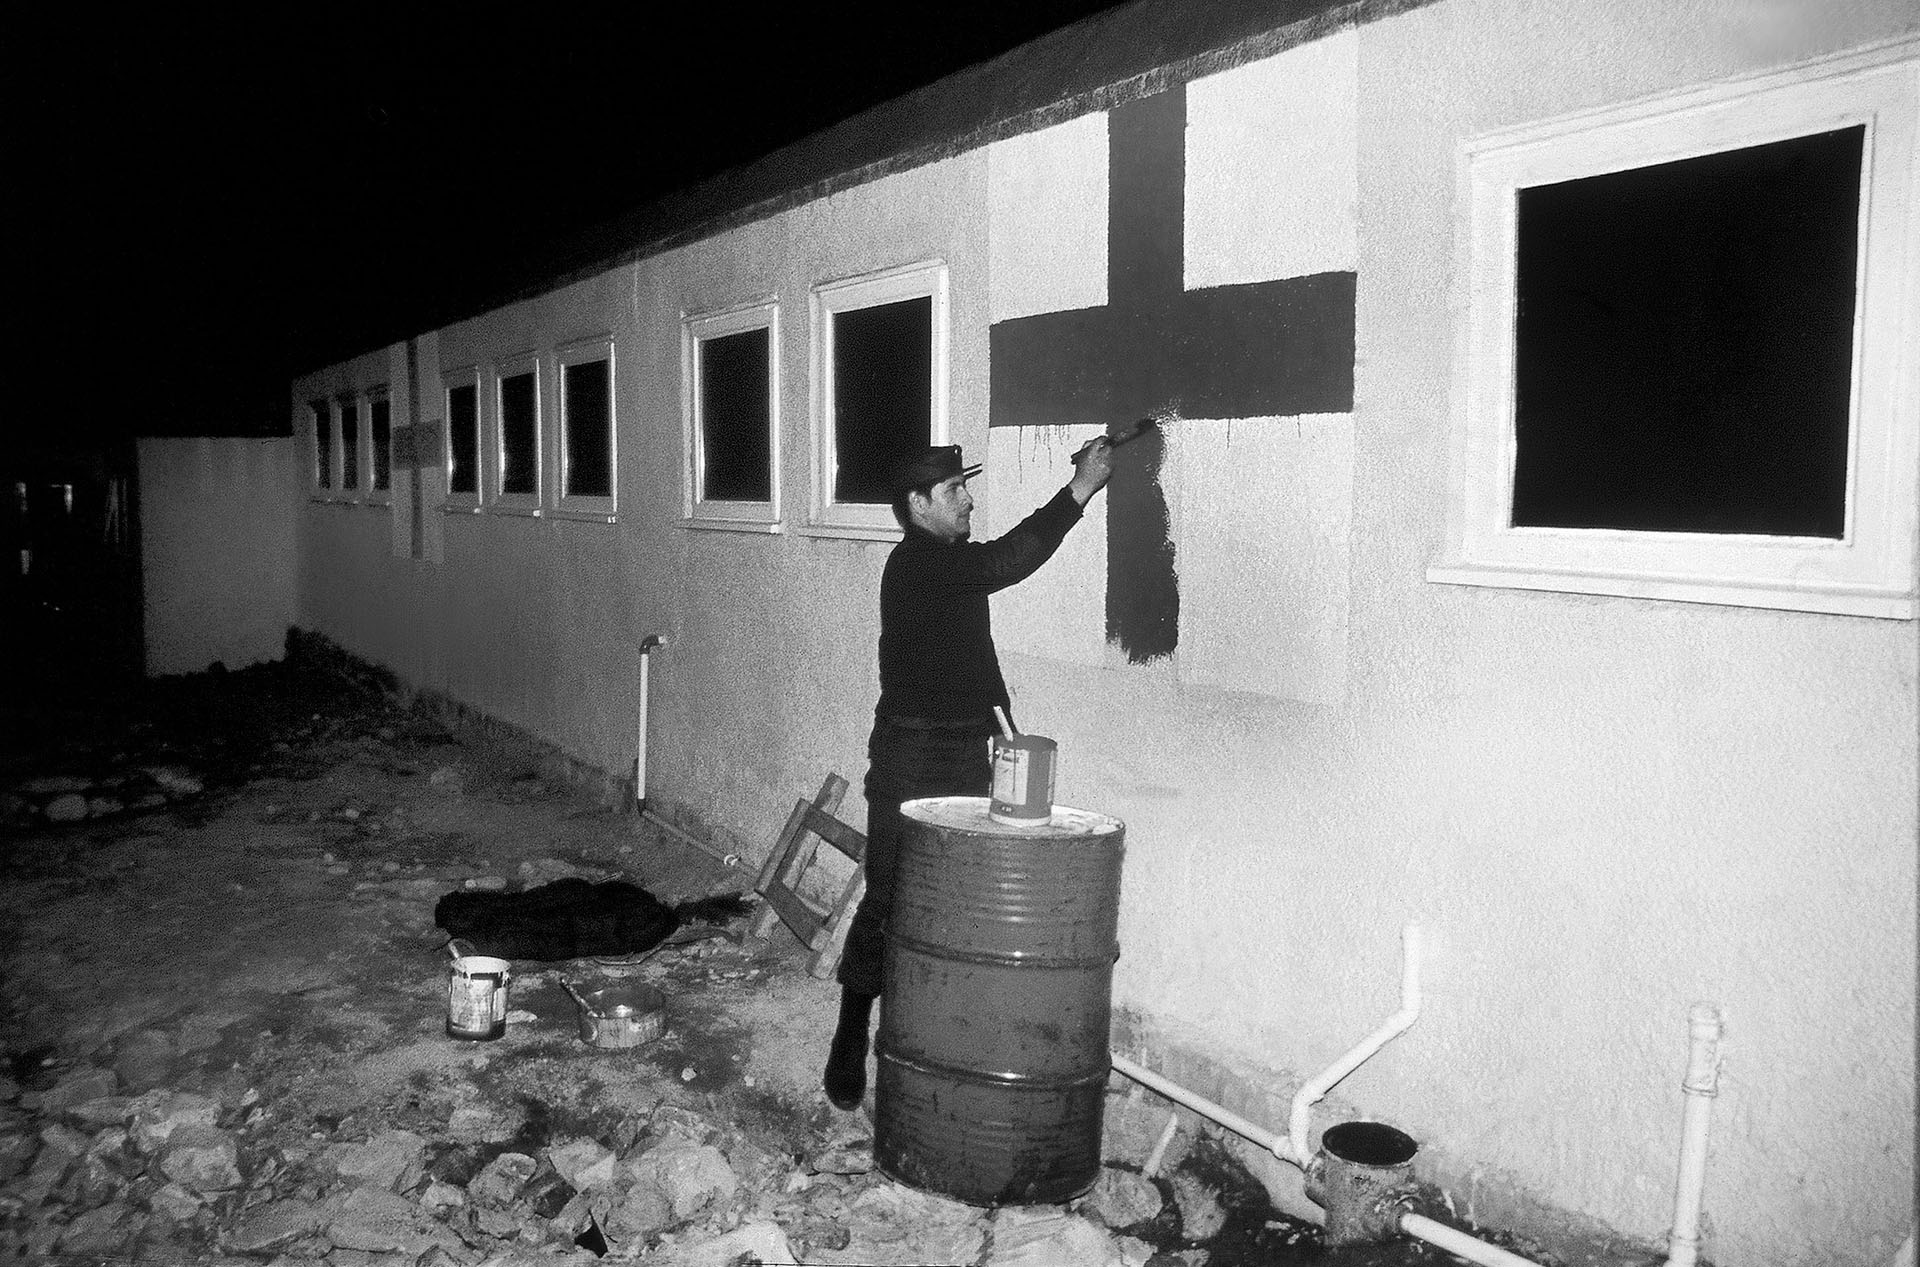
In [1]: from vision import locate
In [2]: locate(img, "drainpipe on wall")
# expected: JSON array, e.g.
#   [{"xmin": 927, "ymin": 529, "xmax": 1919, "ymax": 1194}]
[
  {"xmin": 1289, "ymin": 923, "xmax": 1422, "ymax": 1165},
  {"xmin": 1662, "ymin": 1003, "xmax": 1723, "ymax": 1267},
  {"xmin": 634, "ymin": 634, "xmax": 665, "ymax": 814}
]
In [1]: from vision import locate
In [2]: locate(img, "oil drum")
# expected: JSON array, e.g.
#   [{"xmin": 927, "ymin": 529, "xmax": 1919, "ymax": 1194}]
[{"xmin": 875, "ymin": 795, "xmax": 1125, "ymax": 1205}]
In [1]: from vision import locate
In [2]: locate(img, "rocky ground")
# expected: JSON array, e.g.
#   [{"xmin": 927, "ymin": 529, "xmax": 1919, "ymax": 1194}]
[{"xmin": 0, "ymin": 651, "xmax": 1457, "ymax": 1267}]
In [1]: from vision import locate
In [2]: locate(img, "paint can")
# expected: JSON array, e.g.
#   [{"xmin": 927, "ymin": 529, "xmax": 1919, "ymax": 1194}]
[
  {"xmin": 989, "ymin": 733, "xmax": 1057, "ymax": 825},
  {"xmin": 446, "ymin": 945, "xmax": 511, "ymax": 1041}
]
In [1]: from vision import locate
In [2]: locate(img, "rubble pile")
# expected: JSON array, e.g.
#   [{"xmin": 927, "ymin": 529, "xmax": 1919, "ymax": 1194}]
[{"xmin": 0, "ymin": 1051, "xmax": 1230, "ymax": 1264}]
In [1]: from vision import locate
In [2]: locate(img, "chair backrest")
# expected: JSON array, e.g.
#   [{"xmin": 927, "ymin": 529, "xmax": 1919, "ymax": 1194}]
[{"xmin": 799, "ymin": 803, "xmax": 865, "ymax": 863}]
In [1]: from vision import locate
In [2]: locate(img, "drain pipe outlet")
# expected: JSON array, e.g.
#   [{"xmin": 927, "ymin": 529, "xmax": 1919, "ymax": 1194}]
[
  {"xmin": 1290, "ymin": 923, "xmax": 1422, "ymax": 1165},
  {"xmin": 1663, "ymin": 1003, "xmax": 1724, "ymax": 1267}
]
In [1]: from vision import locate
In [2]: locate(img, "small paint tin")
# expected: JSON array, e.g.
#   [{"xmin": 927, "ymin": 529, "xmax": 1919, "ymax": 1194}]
[
  {"xmin": 989, "ymin": 733, "xmax": 1057, "ymax": 825},
  {"xmin": 447, "ymin": 949, "xmax": 511, "ymax": 1041}
]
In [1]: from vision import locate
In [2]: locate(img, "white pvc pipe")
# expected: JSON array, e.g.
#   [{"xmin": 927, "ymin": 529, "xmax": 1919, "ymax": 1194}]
[
  {"xmin": 1289, "ymin": 923, "xmax": 1423, "ymax": 1164},
  {"xmin": 1110, "ymin": 1053, "xmax": 1303, "ymax": 1165},
  {"xmin": 1663, "ymin": 1003, "xmax": 1724, "ymax": 1267},
  {"xmin": 635, "ymin": 634, "xmax": 665, "ymax": 810},
  {"xmin": 1401, "ymin": 1212, "xmax": 1540, "ymax": 1267}
]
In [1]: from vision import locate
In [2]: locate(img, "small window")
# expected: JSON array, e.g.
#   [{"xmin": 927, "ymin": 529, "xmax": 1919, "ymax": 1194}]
[
  {"xmin": 310, "ymin": 399, "xmax": 334, "ymax": 491},
  {"xmin": 557, "ymin": 338, "xmax": 616, "ymax": 518},
  {"xmin": 684, "ymin": 301, "xmax": 779, "ymax": 531},
  {"xmin": 492, "ymin": 355, "xmax": 541, "ymax": 511},
  {"xmin": 444, "ymin": 370, "xmax": 481, "ymax": 506},
  {"xmin": 809, "ymin": 262, "xmax": 948, "ymax": 537},
  {"xmin": 338, "ymin": 397, "xmax": 361, "ymax": 494},
  {"xmin": 1433, "ymin": 45, "xmax": 1917, "ymax": 618},
  {"xmin": 368, "ymin": 391, "xmax": 393, "ymax": 497}
]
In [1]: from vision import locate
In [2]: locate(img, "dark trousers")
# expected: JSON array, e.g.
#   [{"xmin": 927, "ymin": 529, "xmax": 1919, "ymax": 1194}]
[{"xmin": 837, "ymin": 716, "xmax": 994, "ymax": 996}]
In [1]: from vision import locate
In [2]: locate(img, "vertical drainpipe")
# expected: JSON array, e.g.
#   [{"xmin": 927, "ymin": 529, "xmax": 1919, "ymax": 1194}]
[{"xmin": 1663, "ymin": 1003, "xmax": 1723, "ymax": 1267}]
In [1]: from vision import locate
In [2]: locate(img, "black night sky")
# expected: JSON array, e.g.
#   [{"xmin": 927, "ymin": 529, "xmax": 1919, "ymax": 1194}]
[{"xmin": 8, "ymin": 4, "xmax": 1133, "ymax": 455}]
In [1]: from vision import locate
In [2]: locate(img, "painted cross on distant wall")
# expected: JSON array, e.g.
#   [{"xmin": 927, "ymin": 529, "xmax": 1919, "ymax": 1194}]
[{"xmin": 989, "ymin": 84, "xmax": 1355, "ymax": 662}]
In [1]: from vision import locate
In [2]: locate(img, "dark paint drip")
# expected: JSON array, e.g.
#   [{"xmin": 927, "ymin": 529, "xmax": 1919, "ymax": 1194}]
[{"xmin": 1106, "ymin": 426, "xmax": 1178, "ymax": 663}]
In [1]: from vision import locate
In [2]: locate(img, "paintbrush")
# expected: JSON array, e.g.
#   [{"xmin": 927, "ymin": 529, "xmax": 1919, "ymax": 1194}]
[{"xmin": 1071, "ymin": 412, "xmax": 1168, "ymax": 462}]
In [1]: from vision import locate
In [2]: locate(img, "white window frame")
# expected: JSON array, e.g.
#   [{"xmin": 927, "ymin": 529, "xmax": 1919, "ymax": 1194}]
[
  {"xmin": 1431, "ymin": 40, "xmax": 1918, "ymax": 619},
  {"xmin": 442, "ymin": 366, "xmax": 482, "ymax": 513},
  {"xmin": 336, "ymin": 391, "xmax": 365, "ymax": 500},
  {"xmin": 683, "ymin": 299, "xmax": 781, "ymax": 533},
  {"xmin": 554, "ymin": 336, "xmax": 618, "ymax": 522},
  {"xmin": 806, "ymin": 261, "xmax": 949, "ymax": 539},
  {"xmin": 308, "ymin": 398, "xmax": 336, "ymax": 497},
  {"xmin": 489, "ymin": 351, "xmax": 543, "ymax": 515},
  {"xmin": 365, "ymin": 386, "xmax": 394, "ymax": 506}
]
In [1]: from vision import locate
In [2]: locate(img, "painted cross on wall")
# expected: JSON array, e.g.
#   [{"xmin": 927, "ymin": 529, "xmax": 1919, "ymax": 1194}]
[{"xmin": 988, "ymin": 82, "xmax": 1355, "ymax": 663}]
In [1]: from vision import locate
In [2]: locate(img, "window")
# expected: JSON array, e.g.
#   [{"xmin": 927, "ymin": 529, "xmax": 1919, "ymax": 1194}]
[
  {"xmin": 444, "ymin": 369, "xmax": 481, "ymax": 508},
  {"xmin": 338, "ymin": 396, "xmax": 361, "ymax": 494},
  {"xmin": 684, "ymin": 301, "xmax": 779, "ymax": 531},
  {"xmin": 492, "ymin": 354, "xmax": 541, "ymax": 511},
  {"xmin": 309, "ymin": 399, "xmax": 333, "ymax": 491},
  {"xmin": 1432, "ymin": 43, "xmax": 1918, "ymax": 618},
  {"xmin": 808, "ymin": 262, "xmax": 949, "ymax": 537},
  {"xmin": 368, "ymin": 390, "xmax": 393, "ymax": 498},
  {"xmin": 556, "ymin": 338, "xmax": 616, "ymax": 518}
]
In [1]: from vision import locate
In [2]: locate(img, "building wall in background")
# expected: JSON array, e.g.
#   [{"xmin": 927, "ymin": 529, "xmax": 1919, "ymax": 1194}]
[
  {"xmin": 285, "ymin": 3, "xmax": 1917, "ymax": 1261},
  {"xmin": 137, "ymin": 437, "xmax": 300, "ymax": 676}
]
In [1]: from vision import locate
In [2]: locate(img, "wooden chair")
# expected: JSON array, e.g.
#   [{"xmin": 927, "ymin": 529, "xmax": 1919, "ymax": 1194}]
[{"xmin": 749, "ymin": 774, "xmax": 867, "ymax": 979}]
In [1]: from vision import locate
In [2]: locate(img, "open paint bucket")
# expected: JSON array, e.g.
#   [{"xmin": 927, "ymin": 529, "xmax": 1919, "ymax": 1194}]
[
  {"xmin": 446, "ymin": 943, "xmax": 511, "ymax": 1041},
  {"xmin": 989, "ymin": 733, "xmax": 1057, "ymax": 825}
]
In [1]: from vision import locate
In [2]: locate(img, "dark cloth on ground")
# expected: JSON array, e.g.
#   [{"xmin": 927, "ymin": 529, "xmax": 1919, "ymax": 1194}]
[
  {"xmin": 435, "ymin": 878, "xmax": 752, "ymax": 962},
  {"xmin": 839, "ymin": 484, "xmax": 1086, "ymax": 995}
]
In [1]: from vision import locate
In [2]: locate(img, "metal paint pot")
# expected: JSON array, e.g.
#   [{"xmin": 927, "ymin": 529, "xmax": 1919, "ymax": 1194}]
[
  {"xmin": 876, "ymin": 796, "xmax": 1125, "ymax": 1205},
  {"xmin": 564, "ymin": 981, "xmax": 668, "ymax": 1049},
  {"xmin": 446, "ymin": 944, "xmax": 511, "ymax": 1041},
  {"xmin": 988, "ymin": 733, "xmax": 1057, "ymax": 825},
  {"xmin": 1305, "ymin": 1120, "xmax": 1420, "ymax": 1246}
]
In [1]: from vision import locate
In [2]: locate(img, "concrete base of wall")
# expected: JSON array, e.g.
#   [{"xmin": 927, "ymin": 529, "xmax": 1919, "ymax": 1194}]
[
  {"xmin": 284, "ymin": 627, "xmax": 764, "ymax": 875},
  {"xmin": 1111, "ymin": 1007, "xmax": 1655, "ymax": 1266}
]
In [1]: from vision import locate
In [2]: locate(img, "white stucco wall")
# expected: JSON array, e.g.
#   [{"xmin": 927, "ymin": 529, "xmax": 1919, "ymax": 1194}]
[
  {"xmin": 284, "ymin": 3, "xmax": 1917, "ymax": 1261},
  {"xmin": 138, "ymin": 436, "xmax": 300, "ymax": 676}
]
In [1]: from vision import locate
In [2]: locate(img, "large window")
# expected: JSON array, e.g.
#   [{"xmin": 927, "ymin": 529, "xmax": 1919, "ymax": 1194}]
[
  {"xmin": 684, "ymin": 301, "xmax": 779, "ymax": 531},
  {"xmin": 309, "ymin": 399, "xmax": 333, "ymax": 491},
  {"xmin": 809, "ymin": 262, "xmax": 949, "ymax": 537},
  {"xmin": 492, "ymin": 354, "xmax": 541, "ymax": 511},
  {"xmin": 1432, "ymin": 43, "xmax": 1917, "ymax": 618},
  {"xmin": 444, "ymin": 369, "xmax": 480, "ymax": 508},
  {"xmin": 557, "ymin": 338, "xmax": 616, "ymax": 518},
  {"xmin": 338, "ymin": 396, "xmax": 361, "ymax": 494},
  {"xmin": 366, "ymin": 389, "xmax": 393, "ymax": 502}
]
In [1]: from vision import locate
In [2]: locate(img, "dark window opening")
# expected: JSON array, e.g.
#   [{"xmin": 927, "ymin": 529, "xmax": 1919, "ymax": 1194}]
[
  {"xmin": 563, "ymin": 359, "xmax": 612, "ymax": 499},
  {"xmin": 448, "ymin": 383, "xmax": 479, "ymax": 495},
  {"xmin": 1512, "ymin": 125, "xmax": 1862, "ymax": 538},
  {"xmin": 832, "ymin": 296, "xmax": 932, "ymax": 505},
  {"xmin": 499, "ymin": 371, "xmax": 538, "ymax": 497},
  {"xmin": 339, "ymin": 401, "xmax": 360, "ymax": 491},
  {"xmin": 310, "ymin": 400, "xmax": 332, "ymax": 488},
  {"xmin": 370, "ymin": 397, "xmax": 392, "ymax": 492},
  {"xmin": 700, "ymin": 327, "xmax": 772, "ymax": 503}
]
